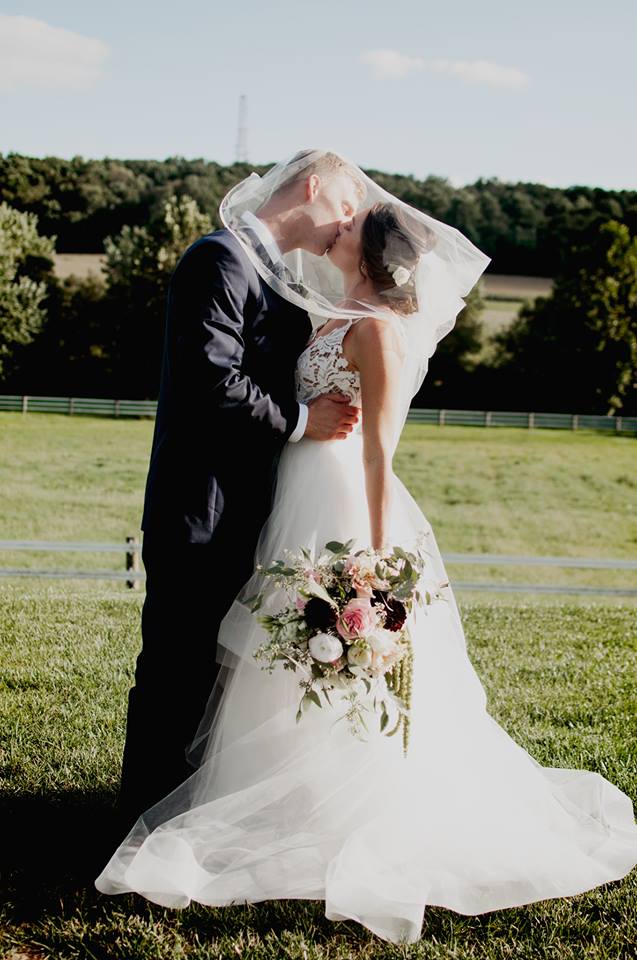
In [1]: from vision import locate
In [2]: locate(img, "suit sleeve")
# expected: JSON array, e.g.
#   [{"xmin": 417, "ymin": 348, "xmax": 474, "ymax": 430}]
[{"xmin": 172, "ymin": 238, "xmax": 300, "ymax": 446}]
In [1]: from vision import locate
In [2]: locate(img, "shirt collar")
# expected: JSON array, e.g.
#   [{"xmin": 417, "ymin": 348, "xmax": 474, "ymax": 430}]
[{"xmin": 240, "ymin": 210, "xmax": 283, "ymax": 265}]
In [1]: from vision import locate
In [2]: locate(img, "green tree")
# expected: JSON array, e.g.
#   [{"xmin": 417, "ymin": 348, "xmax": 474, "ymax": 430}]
[
  {"xmin": 493, "ymin": 220, "xmax": 637, "ymax": 414},
  {"xmin": 585, "ymin": 220, "xmax": 637, "ymax": 410},
  {"xmin": 102, "ymin": 194, "xmax": 213, "ymax": 397},
  {"xmin": 0, "ymin": 203, "xmax": 55, "ymax": 379},
  {"xmin": 415, "ymin": 282, "xmax": 486, "ymax": 405}
]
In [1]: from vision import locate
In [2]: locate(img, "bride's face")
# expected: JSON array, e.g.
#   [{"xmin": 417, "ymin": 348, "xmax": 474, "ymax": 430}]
[{"xmin": 327, "ymin": 207, "xmax": 370, "ymax": 274}]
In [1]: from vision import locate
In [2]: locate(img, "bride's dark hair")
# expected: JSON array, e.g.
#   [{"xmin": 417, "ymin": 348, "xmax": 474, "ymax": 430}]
[{"xmin": 360, "ymin": 202, "xmax": 436, "ymax": 315}]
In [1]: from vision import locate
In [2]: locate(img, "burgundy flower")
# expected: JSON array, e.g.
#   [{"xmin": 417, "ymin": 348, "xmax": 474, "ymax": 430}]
[
  {"xmin": 304, "ymin": 598, "xmax": 337, "ymax": 631},
  {"xmin": 372, "ymin": 591, "xmax": 407, "ymax": 632}
]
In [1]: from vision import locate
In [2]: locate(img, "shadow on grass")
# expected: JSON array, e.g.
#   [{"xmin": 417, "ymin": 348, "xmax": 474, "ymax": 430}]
[{"xmin": 0, "ymin": 790, "xmax": 123, "ymax": 919}]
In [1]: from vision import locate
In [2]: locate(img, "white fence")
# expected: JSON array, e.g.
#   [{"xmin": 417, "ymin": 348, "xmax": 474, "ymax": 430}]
[
  {"xmin": 1, "ymin": 395, "xmax": 636, "ymax": 433},
  {"xmin": 1, "ymin": 540, "xmax": 635, "ymax": 597}
]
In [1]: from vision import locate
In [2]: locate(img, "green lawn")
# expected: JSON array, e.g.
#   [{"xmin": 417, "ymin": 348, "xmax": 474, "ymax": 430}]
[
  {"xmin": 1, "ymin": 595, "xmax": 636, "ymax": 959},
  {"xmin": 1, "ymin": 413, "xmax": 636, "ymax": 597},
  {"xmin": 1, "ymin": 414, "xmax": 636, "ymax": 957}
]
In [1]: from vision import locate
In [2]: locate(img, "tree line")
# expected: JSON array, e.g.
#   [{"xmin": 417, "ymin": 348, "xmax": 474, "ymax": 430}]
[
  {"xmin": 0, "ymin": 154, "xmax": 635, "ymax": 416},
  {"xmin": 2, "ymin": 152, "xmax": 637, "ymax": 274}
]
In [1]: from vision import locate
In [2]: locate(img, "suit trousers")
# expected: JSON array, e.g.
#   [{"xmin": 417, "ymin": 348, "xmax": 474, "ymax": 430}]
[{"xmin": 116, "ymin": 515, "xmax": 262, "ymax": 830}]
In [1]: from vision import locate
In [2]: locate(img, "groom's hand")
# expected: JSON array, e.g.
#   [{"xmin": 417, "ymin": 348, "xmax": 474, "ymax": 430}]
[{"xmin": 305, "ymin": 393, "xmax": 360, "ymax": 441}]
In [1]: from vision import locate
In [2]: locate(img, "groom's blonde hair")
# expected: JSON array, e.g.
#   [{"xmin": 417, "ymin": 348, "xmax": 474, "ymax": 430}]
[{"xmin": 279, "ymin": 150, "xmax": 366, "ymax": 200}]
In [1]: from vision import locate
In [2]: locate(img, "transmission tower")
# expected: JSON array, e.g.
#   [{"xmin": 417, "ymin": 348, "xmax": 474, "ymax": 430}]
[{"xmin": 235, "ymin": 94, "xmax": 248, "ymax": 164}]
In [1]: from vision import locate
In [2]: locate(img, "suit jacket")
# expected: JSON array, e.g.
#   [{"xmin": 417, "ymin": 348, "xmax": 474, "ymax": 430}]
[{"xmin": 141, "ymin": 228, "xmax": 312, "ymax": 544}]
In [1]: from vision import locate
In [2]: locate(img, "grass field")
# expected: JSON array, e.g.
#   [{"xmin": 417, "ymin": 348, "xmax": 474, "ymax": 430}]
[
  {"xmin": 1, "ymin": 413, "xmax": 635, "ymax": 596},
  {"xmin": 1, "ymin": 414, "xmax": 636, "ymax": 958},
  {"xmin": 2, "ymin": 597, "xmax": 636, "ymax": 959}
]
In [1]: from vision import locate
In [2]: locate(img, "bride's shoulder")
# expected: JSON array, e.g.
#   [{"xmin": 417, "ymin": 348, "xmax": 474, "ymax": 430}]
[{"xmin": 349, "ymin": 315, "xmax": 406, "ymax": 357}]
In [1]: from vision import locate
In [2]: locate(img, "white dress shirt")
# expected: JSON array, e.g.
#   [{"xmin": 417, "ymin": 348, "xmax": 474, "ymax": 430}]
[{"xmin": 240, "ymin": 212, "xmax": 308, "ymax": 443}]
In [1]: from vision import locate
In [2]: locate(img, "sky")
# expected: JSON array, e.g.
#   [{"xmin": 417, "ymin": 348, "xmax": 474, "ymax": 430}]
[{"xmin": 1, "ymin": 0, "xmax": 636, "ymax": 191}]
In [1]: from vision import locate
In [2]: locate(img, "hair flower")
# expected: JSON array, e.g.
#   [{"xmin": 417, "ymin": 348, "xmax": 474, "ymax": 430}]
[{"xmin": 391, "ymin": 265, "xmax": 412, "ymax": 287}]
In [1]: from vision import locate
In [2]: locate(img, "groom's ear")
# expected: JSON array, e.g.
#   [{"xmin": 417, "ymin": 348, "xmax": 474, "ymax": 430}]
[{"xmin": 304, "ymin": 174, "xmax": 321, "ymax": 203}]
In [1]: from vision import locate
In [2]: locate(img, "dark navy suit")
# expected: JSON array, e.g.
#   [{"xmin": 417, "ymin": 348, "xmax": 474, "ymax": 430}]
[{"xmin": 118, "ymin": 229, "xmax": 312, "ymax": 824}]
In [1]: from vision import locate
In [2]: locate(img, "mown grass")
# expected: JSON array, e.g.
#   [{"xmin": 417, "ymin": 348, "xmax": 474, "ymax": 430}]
[
  {"xmin": 1, "ymin": 413, "xmax": 636, "ymax": 598},
  {"xmin": 1, "ymin": 595, "xmax": 636, "ymax": 959},
  {"xmin": 1, "ymin": 414, "xmax": 636, "ymax": 956}
]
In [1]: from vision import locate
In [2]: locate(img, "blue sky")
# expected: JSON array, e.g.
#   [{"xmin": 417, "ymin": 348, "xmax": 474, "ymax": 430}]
[{"xmin": 1, "ymin": 0, "xmax": 635, "ymax": 190}]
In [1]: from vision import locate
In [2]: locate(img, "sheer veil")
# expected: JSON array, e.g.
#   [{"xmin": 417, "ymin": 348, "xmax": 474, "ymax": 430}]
[{"xmin": 220, "ymin": 148, "xmax": 491, "ymax": 440}]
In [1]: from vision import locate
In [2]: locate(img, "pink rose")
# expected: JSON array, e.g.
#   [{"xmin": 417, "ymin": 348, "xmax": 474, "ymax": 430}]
[{"xmin": 336, "ymin": 598, "xmax": 378, "ymax": 641}]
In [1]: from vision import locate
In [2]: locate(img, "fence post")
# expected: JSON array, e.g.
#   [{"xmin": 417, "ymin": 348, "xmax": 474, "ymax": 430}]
[
  {"xmin": 572, "ymin": 414, "xmax": 579, "ymax": 431},
  {"xmin": 22, "ymin": 395, "xmax": 29, "ymax": 415},
  {"xmin": 528, "ymin": 412, "xmax": 535, "ymax": 429},
  {"xmin": 616, "ymin": 416, "xmax": 622, "ymax": 433},
  {"xmin": 439, "ymin": 409, "xmax": 446, "ymax": 427},
  {"xmin": 126, "ymin": 535, "xmax": 140, "ymax": 590},
  {"xmin": 485, "ymin": 411, "xmax": 492, "ymax": 427},
  {"xmin": 115, "ymin": 399, "xmax": 121, "ymax": 418},
  {"xmin": 69, "ymin": 397, "xmax": 75, "ymax": 415}
]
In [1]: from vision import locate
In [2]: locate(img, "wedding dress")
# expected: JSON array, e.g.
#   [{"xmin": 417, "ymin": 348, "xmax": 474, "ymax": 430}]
[{"xmin": 96, "ymin": 319, "xmax": 637, "ymax": 944}]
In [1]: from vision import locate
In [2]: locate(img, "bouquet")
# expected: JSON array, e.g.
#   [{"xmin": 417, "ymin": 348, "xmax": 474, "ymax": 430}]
[{"xmin": 249, "ymin": 539, "xmax": 447, "ymax": 753}]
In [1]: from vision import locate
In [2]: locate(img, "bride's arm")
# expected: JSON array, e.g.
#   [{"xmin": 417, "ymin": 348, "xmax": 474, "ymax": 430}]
[{"xmin": 348, "ymin": 318, "xmax": 405, "ymax": 551}]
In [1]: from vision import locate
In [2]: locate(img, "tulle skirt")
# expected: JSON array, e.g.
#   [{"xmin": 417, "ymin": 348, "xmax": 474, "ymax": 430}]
[{"xmin": 95, "ymin": 433, "xmax": 637, "ymax": 944}]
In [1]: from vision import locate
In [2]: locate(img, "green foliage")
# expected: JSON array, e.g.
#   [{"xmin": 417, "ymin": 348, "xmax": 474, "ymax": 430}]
[
  {"xmin": 0, "ymin": 202, "xmax": 55, "ymax": 378},
  {"xmin": 2, "ymin": 152, "xmax": 636, "ymax": 276},
  {"xmin": 494, "ymin": 220, "xmax": 637, "ymax": 414},
  {"xmin": 16, "ymin": 271, "xmax": 110, "ymax": 396},
  {"xmin": 422, "ymin": 282, "xmax": 485, "ymax": 400},
  {"xmin": 104, "ymin": 193, "xmax": 213, "ymax": 289},
  {"xmin": 101, "ymin": 194, "xmax": 213, "ymax": 397}
]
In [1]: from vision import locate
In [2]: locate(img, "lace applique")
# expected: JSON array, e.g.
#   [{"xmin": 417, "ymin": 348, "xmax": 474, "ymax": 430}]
[{"xmin": 295, "ymin": 320, "xmax": 361, "ymax": 405}]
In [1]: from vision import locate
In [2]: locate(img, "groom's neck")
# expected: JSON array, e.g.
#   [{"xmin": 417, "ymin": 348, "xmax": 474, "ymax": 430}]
[{"xmin": 256, "ymin": 212, "xmax": 297, "ymax": 255}]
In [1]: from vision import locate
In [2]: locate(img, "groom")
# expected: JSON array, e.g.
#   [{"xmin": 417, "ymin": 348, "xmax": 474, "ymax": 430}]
[{"xmin": 117, "ymin": 151, "xmax": 365, "ymax": 827}]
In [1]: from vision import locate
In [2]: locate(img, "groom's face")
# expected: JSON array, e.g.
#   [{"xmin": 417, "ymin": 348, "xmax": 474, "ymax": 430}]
[{"xmin": 301, "ymin": 172, "xmax": 362, "ymax": 257}]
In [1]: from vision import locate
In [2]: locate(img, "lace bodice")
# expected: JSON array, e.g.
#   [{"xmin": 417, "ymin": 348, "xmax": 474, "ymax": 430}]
[{"xmin": 295, "ymin": 319, "xmax": 361, "ymax": 406}]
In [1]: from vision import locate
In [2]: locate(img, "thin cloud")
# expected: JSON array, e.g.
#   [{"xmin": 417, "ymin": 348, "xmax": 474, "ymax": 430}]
[
  {"xmin": 0, "ymin": 14, "xmax": 109, "ymax": 92},
  {"xmin": 430, "ymin": 58, "xmax": 529, "ymax": 89},
  {"xmin": 361, "ymin": 49, "xmax": 529, "ymax": 89},
  {"xmin": 360, "ymin": 49, "xmax": 425, "ymax": 79}
]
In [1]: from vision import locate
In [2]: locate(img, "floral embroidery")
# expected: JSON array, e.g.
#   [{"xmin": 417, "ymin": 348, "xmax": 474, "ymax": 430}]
[{"xmin": 296, "ymin": 320, "xmax": 361, "ymax": 406}]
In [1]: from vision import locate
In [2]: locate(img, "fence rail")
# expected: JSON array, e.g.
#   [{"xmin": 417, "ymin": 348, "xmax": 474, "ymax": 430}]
[
  {"xmin": 1, "ymin": 395, "xmax": 636, "ymax": 433},
  {"xmin": 1, "ymin": 540, "xmax": 635, "ymax": 597}
]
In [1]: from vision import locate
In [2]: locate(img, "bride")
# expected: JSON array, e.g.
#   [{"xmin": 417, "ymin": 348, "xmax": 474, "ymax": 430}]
[{"xmin": 96, "ymin": 154, "xmax": 637, "ymax": 944}]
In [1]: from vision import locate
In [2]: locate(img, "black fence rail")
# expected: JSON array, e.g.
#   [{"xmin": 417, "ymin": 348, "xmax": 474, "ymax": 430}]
[{"xmin": 1, "ymin": 395, "xmax": 636, "ymax": 433}]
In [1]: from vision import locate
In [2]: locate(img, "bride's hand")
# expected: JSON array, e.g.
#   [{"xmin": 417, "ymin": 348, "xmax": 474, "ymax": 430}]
[{"xmin": 305, "ymin": 393, "xmax": 360, "ymax": 441}]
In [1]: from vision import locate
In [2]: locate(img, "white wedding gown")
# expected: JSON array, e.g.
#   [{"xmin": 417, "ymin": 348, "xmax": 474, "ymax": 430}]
[{"xmin": 96, "ymin": 319, "xmax": 637, "ymax": 943}]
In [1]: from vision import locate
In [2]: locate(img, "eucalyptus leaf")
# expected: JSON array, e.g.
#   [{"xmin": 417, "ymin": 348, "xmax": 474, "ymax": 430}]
[
  {"xmin": 325, "ymin": 541, "xmax": 346, "ymax": 554},
  {"xmin": 305, "ymin": 579, "xmax": 337, "ymax": 607},
  {"xmin": 244, "ymin": 593, "xmax": 263, "ymax": 613}
]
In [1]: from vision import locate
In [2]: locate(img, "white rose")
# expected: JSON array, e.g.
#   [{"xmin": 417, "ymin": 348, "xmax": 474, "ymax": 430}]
[
  {"xmin": 347, "ymin": 643, "xmax": 373, "ymax": 668},
  {"xmin": 392, "ymin": 265, "xmax": 411, "ymax": 287},
  {"xmin": 368, "ymin": 628, "xmax": 397, "ymax": 656},
  {"xmin": 309, "ymin": 632, "xmax": 344, "ymax": 663}
]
